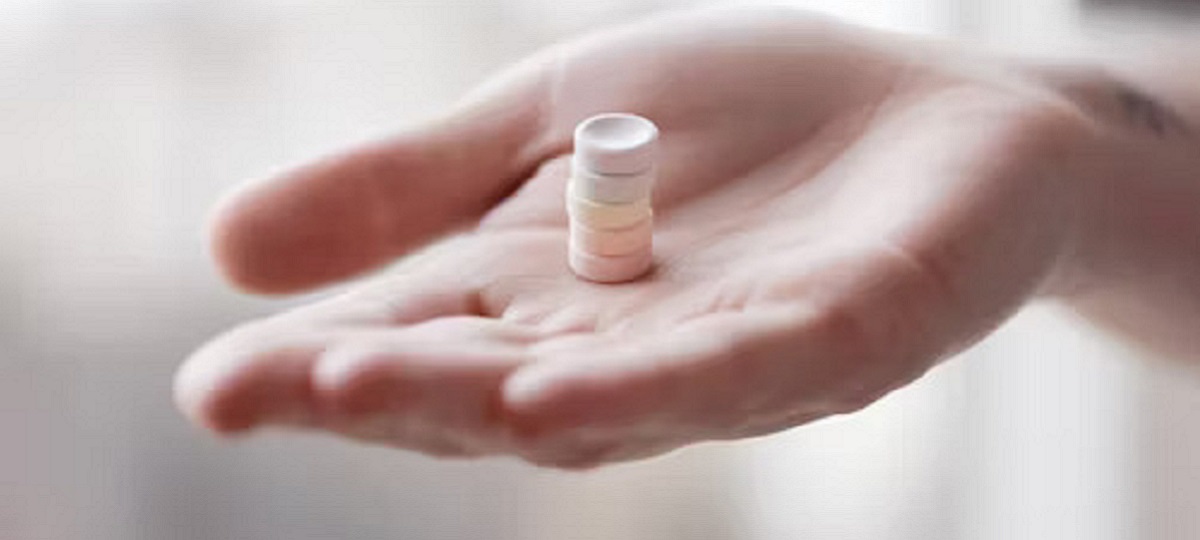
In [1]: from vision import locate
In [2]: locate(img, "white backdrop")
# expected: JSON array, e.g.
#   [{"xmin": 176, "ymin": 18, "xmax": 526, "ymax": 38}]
[{"xmin": 0, "ymin": 1, "xmax": 1192, "ymax": 539}]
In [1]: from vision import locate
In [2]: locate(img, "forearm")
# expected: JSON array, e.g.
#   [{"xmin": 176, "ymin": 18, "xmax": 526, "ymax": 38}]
[{"xmin": 1043, "ymin": 45, "xmax": 1200, "ymax": 358}]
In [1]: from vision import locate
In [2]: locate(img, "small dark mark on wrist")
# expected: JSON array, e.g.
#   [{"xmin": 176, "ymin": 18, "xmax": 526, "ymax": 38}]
[{"xmin": 1113, "ymin": 83, "xmax": 1192, "ymax": 137}]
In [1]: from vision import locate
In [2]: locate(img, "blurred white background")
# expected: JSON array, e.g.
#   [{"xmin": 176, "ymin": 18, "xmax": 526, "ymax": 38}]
[{"xmin": 1, "ymin": 0, "xmax": 1197, "ymax": 539}]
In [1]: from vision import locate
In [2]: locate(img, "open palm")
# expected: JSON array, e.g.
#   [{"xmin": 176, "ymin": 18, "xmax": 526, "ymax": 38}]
[{"xmin": 176, "ymin": 8, "xmax": 1088, "ymax": 468}]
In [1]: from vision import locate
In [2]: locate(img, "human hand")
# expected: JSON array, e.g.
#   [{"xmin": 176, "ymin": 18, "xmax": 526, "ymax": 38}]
[{"xmin": 175, "ymin": 8, "xmax": 1094, "ymax": 468}]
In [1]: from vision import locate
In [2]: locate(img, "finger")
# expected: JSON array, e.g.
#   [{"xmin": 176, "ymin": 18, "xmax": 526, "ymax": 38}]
[
  {"xmin": 312, "ymin": 317, "xmax": 539, "ymax": 455},
  {"xmin": 174, "ymin": 276, "xmax": 485, "ymax": 434},
  {"xmin": 210, "ymin": 56, "xmax": 559, "ymax": 294},
  {"xmin": 173, "ymin": 324, "xmax": 331, "ymax": 434},
  {"xmin": 501, "ymin": 306, "xmax": 834, "ymax": 441}
]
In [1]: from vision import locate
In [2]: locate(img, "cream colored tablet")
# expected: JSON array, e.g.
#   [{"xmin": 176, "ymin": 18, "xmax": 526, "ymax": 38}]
[{"xmin": 566, "ymin": 187, "xmax": 651, "ymax": 230}]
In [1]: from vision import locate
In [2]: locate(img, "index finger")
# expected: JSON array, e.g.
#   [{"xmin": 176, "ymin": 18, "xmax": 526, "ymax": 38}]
[{"xmin": 210, "ymin": 57, "xmax": 558, "ymax": 294}]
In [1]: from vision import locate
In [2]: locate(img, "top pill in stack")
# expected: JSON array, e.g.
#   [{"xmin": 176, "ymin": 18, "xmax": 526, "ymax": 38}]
[{"xmin": 570, "ymin": 113, "xmax": 658, "ymax": 204}]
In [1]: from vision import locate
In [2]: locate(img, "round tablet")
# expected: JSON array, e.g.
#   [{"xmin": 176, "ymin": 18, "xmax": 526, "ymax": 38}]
[
  {"xmin": 570, "ymin": 215, "xmax": 653, "ymax": 256},
  {"xmin": 569, "ymin": 244, "xmax": 654, "ymax": 283},
  {"xmin": 573, "ymin": 113, "xmax": 659, "ymax": 176},
  {"xmin": 566, "ymin": 187, "xmax": 651, "ymax": 230},
  {"xmin": 570, "ymin": 163, "xmax": 655, "ymax": 204}
]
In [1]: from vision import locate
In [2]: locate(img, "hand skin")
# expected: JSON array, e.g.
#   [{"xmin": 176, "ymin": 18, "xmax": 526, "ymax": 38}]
[
  {"xmin": 173, "ymin": 7, "xmax": 1200, "ymax": 469},
  {"xmin": 1028, "ymin": 46, "xmax": 1200, "ymax": 360}
]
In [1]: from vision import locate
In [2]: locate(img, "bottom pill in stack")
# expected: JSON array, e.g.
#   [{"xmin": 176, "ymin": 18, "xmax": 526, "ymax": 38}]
[{"xmin": 569, "ymin": 242, "xmax": 654, "ymax": 283}]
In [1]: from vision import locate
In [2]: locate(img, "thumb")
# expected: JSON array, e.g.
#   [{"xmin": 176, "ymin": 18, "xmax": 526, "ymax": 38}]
[{"xmin": 210, "ymin": 57, "xmax": 558, "ymax": 294}]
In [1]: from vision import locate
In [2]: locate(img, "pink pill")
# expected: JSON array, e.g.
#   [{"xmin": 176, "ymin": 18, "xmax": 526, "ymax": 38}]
[
  {"xmin": 570, "ymin": 216, "xmax": 653, "ymax": 256},
  {"xmin": 569, "ymin": 244, "xmax": 654, "ymax": 283}
]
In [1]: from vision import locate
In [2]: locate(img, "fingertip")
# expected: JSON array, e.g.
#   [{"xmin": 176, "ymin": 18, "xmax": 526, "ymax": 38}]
[
  {"xmin": 206, "ymin": 176, "xmax": 382, "ymax": 295},
  {"xmin": 208, "ymin": 140, "xmax": 433, "ymax": 295},
  {"xmin": 174, "ymin": 327, "xmax": 323, "ymax": 435},
  {"xmin": 173, "ymin": 344, "xmax": 260, "ymax": 435},
  {"xmin": 206, "ymin": 189, "xmax": 280, "ymax": 295},
  {"xmin": 206, "ymin": 177, "xmax": 298, "ymax": 295}
]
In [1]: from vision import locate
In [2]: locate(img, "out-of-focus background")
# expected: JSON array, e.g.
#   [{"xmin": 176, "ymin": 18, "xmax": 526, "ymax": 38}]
[{"xmin": 2, "ymin": 0, "xmax": 1199, "ymax": 539}]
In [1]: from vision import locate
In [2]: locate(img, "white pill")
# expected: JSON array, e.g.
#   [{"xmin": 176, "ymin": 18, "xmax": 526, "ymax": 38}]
[
  {"xmin": 570, "ymin": 160, "xmax": 655, "ymax": 204},
  {"xmin": 573, "ymin": 113, "xmax": 659, "ymax": 176}
]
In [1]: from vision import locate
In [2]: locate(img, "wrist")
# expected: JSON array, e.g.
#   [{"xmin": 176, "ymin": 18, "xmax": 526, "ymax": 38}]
[{"xmin": 1023, "ymin": 56, "xmax": 1200, "ymax": 304}]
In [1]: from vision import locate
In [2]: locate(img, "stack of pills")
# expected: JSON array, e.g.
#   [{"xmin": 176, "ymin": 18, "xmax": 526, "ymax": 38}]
[{"xmin": 567, "ymin": 113, "xmax": 658, "ymax": 283}]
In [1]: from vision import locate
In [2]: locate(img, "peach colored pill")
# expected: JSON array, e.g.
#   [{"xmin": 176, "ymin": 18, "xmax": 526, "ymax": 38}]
[
  {"xmin": 569, "ymin": 245, "xmax": 653, "ymax": 283},
  {"xmin": 570, "ymin": 216, "xmax": 653, "ymax": 256},
  {"xmin": 566, "ymin": 186, "xmax": 651, "ymax": 230}
]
